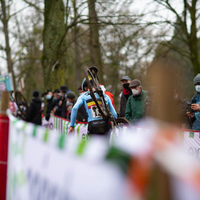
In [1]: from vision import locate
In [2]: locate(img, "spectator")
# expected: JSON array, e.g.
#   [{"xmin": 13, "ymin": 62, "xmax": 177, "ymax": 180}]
[
  {"xmin": 26, "ymin": 91, "xmax": 42, "ymax": 125},
  {"xmin": 41, "ymin": 92, "xmax": 45, "ymax": 112},
  {"xmin": 78, "ymin": 85, "xmax": 84, "ymax": 95},
  {"xmin": 45, "ymin": 90, "xmax": 54, "ymax": 121},
  {"xmin": 63, "ymin": 85, "xmax": 71, "ymax": 97},
  {"xmin": 119, "ymin": 76, "xmax": 132, "ymax": 117},
  {"xmin": 53, "ymin": 89, "xmax": 62, "ymax": 117},
  {"xmin": 60, "ymin": 86, "xmax": 68, "ymax": 118},
  {"xmin": 187, "ymin": 74, "xmax": 200, "ymax": 130},
  {"xmin": 100, "ymin": 84, "xmax": 115, "ymax": 108},
  {"xmin": 125, "ymin": 79, "xmax": 147, "ymax": 124},
  {"xmin": 66, "ymin": 91, "xmax": 76, "ymax": 120}
]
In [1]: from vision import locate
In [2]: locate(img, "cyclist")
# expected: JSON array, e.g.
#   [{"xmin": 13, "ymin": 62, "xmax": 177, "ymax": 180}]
[{"xmin": 69, "ymin": 77, "xmax": 117, "ymax": 136}]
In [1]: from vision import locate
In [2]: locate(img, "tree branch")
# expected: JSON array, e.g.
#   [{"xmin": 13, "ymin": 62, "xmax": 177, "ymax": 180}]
[{"xmin": 22, "ymin": 0, "xmax": 43, "ymax": 13}]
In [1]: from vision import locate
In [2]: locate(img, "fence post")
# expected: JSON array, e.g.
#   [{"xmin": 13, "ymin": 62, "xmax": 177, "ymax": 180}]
[{"xmin": 0, "ymin": 91, "xmax": 10, "ymax": 200}]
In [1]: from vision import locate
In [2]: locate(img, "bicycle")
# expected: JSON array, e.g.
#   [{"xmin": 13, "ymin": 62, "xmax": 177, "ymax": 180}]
[
  {"xmin": 84, "ymin": 66, "xmax": 130, "ymax": 130},
  {"xmin": 10, "ymin": 91, "xmax": 29, "ymax": 120}
]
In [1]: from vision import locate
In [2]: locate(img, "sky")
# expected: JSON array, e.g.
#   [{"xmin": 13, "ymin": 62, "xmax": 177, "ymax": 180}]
[{"xmin": 0, "ymin": 0, "xmax": 187, "ymax": 76}]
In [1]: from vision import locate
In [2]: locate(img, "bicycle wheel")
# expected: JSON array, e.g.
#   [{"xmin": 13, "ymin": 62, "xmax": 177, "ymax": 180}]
[
  {"xmin": 15, "ymin": 91, "xmax": 29, "ymax": 118},
  {"xmin": 115, "ymin": 117, "xmax": 131, "ymax": 126},
  {"xmin": 84, "ymin": 67, "xmax": 109, "ymax": 119}
]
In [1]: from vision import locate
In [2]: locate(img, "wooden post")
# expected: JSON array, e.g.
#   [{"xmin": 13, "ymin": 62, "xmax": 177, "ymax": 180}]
[
  {"xmin": 0, "ymin": 91, "xmax": 10, "ymax": 200},
  {"xmin": 0, "ymin": 91, "xmax": 9, "ymax": 112}
]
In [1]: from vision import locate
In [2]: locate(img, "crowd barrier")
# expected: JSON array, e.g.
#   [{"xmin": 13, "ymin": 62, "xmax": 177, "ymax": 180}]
[
  {"xmin": 42, "ymin": 115, "xmax": 200, "ymax": 163},
  {"xmin": 4, "ymin": 112, "xmax": 200, "ymax": 199},
  {"xmin": 7, "ymin": 112, "xmax": 130, "ymax": 200},
  {"xmin": 42, "ymin": 115, "xmax": 88, "ymax": 140}
]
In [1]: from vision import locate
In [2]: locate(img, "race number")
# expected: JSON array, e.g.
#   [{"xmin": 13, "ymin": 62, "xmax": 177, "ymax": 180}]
[{"xmin": 91, "ymin": 106, "xmax": 102, "ymax": 119}]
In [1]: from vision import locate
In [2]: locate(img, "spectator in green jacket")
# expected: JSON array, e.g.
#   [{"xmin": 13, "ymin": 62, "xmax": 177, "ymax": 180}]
[{"xmin": 125, "ymin": 79, "xmax": 147, "ymax": 124}]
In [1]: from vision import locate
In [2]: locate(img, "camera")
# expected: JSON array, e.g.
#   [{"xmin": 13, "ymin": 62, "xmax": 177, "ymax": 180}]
[{"xmin": 187, "ymin": 103, "xmax": 197, "ymax": 113}]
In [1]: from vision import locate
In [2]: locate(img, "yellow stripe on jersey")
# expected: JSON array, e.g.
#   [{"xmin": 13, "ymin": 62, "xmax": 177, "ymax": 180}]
[{"xmin": 87, "ymin": 101, "xmax": 102, "ymax": 107}]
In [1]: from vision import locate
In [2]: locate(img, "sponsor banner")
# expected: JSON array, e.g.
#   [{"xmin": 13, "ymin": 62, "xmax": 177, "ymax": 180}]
[
  {"xmin": 0, "ymin": 74, "xmax": 13, "ymax": 91},
  {"xmin": 7, "ymin": 111, "xmax": 200, "ymax": 200},
  {"xmin": 7, "ymin": 112, "xmax": 126, "ymax": 200}
]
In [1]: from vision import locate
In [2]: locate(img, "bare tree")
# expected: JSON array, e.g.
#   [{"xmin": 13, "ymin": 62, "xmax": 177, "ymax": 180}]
[
  {"xmin": 72, "ymin": 0, "xmax": 82, "ymax": 89},
  {"xmin": 152, "ymin": 0, "xmax": 200, "ymax": 75},
  {"xmin": 87, "ymin": 0, "xmax": 104, "ymax": 84},
  {"xmin": 0, "ymin": 0, "xmax": 16, "ymax": 91},
  {"xmin": 42, "ymin": 0, "xmax": 67, "ymax": 90}
]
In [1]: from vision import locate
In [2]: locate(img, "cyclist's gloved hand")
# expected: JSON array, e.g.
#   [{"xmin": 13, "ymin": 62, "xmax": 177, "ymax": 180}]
[{"xmin": 69, "ymin": 127, "xmax": 75, "ymax": 134}]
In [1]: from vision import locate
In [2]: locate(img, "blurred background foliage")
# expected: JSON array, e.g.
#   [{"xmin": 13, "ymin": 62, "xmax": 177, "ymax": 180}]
[{"xmin": 0, "ymin": 0, "xmax": 200, "ymax": 111}]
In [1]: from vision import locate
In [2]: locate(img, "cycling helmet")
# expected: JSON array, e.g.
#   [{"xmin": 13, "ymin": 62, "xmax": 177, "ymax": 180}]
[{"xmin": 82, "ymin": 78, "xmax": 88, "ymax": 91}]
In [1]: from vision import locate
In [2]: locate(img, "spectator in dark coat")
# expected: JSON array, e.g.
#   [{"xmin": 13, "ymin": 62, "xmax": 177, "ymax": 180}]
[
  {"xmin": 26, "ymin": 91, "xmax": 42, "ymax": 125},
  {"xmin": 45, "ymin": 90, "xmax": 54, "ymax": 121},
  {"xmin": 119, "ymin": 76, "xmax": 132, "ymax": 117},
  {"xmin": 53, "ymin": 89, "xmax": 62, "ymax": 117},
  {"xmin": 66, "ymin": 92, "xmax": 76, "ymax": 120},
  {"xmin": 60, "ymin": 86, "xmax": 68, "ymax": 118}
]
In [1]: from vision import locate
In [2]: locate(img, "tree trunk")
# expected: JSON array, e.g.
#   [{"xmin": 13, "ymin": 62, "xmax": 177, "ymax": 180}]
[
  {"xmin": 42, "ymin": 0, "xmax": 67, "ymax": 90},
  {"xmin": 1, "ymin": 0, "xmax": 16, "ymax": 92},
  {"xmin": 87, "ymin": 0, "xmax": 104, "ymax": 84},
  {"xmin": 189, "ymin": 0, "xmax": 200, "ymax": 75},
  {"xmin": 189, "ymin": 26, "xmax": 200, "ymax": 75},
  {"xmin": 73, "ymin": 0, "xmax": 81, "ymax": 89}
]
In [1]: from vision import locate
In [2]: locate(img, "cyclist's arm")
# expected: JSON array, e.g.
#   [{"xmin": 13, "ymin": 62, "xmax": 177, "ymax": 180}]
[
  {"xmin": 70, "ymin": 97, "xmax": 84, "ymax": 127},
  {"xmin": 107, "ymin": 95, "xmax": 117, "ymax": 119}
]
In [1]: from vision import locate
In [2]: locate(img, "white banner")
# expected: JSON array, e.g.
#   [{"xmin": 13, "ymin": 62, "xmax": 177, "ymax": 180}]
[
  {"xmin": 7, "ymin": 112, "xmax": 200, "ymax": 200},
  {"xmin": 7, "ymin": 114, "xmax": 125, "ymax": 200}
]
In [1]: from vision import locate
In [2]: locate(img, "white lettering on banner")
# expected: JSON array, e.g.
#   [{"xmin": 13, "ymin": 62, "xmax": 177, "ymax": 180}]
[
  {"xmin": 43, "ymin": 122, "xmax": 54, "ymax": 130},
  {"xmin": 26, "ymin": 169, "xmax": 70, "ymax": 200},
  {"xmin": 42, "ymin": 117, "xmax": 54, "ymax": 130},
  {"xmin": 183, "ymin": 131, "xmax": 200, "ymax": 162},
  {"xmin": 188, "ymin": 147, "xmax": 200, "ymax": 162}
]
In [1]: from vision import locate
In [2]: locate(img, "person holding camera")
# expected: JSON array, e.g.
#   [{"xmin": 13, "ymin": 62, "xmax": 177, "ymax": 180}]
[
  {"xmin": 174, "ymin": 90, "xmax": 192, "ymax": 129},
  {"xmin": 186, "ymin": 74, "xmax": 200, "ymax": 130}
]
